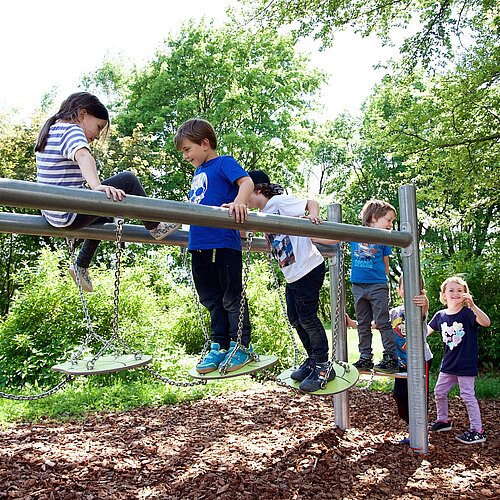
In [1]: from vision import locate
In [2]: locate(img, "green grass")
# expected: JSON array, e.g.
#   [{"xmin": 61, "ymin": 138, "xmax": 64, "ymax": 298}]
[
  {"xmin": 0, "ymin": 353, "xmax": 257, "ymax": 426},
  {"xmin": 1, "ymin": 329, "xmax": 498, "ymax": 426}
]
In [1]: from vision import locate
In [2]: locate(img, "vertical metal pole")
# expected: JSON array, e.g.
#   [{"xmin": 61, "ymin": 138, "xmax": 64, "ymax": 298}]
[
  {"xmin": 398, "ymin": 185, "xmax": 428, "ymax": 453},
  {"xmin": 329, "ymin": 204, "xmax": 350, "ymax": 429}
]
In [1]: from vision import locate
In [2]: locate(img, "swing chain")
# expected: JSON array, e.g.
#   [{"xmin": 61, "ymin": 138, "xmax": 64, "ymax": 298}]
[
  {"xmin": 66, "ymin": 239, "xmax": 105, "ymax": 365},
  {"xmin": 145, "ymin": 366, "xmax": 207, "ymax": 387},
  {"xmin": 260, "ymin": 368, "xmax": 303, "ymax": 394},
  {"xmin": 112, "ymin": 218, "xmax": 123, "ymax": 347},
  {"xmin": 84, "ymin": 219, "xmax": 143, "ymax": 370},
  {"xmin": 219, "ymin": 232, "xmax": 259, "ymax": 375},
  {"xmin": 0, "ymin": 376, "xmax": 74, "ymax": 401}
]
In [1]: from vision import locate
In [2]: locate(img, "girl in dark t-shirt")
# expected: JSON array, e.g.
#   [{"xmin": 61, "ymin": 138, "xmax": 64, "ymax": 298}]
[{"xmin": 428, "ymin": 276, "xmax": 490, "ymax": 445}]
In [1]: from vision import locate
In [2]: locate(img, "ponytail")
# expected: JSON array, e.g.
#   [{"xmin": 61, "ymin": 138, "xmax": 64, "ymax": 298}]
[{"xmin": 35, "ymin": 115, "xmax": 58, "ymax": 152}]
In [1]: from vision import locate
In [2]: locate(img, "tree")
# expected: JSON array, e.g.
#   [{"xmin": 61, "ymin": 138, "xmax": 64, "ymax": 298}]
[
  {"xmin": 105, "ymin": 21, "xmax": 326, "ymax": 194},
  {"xmin": 237, "ymin": 0, "xmax": 498, "ymax": 66},
  {"xmin": 305, "ymin": 115, "xmax": 360, "ymax": 197},
  {"xmin": 0, "ymin": 112, "xmax": 50, "ymax": 316}
]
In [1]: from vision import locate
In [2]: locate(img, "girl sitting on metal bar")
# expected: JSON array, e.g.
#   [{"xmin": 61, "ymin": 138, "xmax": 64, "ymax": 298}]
[{"xmin": 35, "ymin": 92, "xmax": 179, "ymax": 292}]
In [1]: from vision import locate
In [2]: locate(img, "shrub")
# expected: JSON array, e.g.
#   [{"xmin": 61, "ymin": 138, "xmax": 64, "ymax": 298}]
[{"xmin": 0, "ymin": 249, "xmax": 176, "ymax": 389}]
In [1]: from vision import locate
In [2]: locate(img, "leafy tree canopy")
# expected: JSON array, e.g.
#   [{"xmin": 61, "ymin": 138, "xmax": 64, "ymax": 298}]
[
  {"xmin": 236, "ymin": 0, "xmax": 498, "ymax": 68},
  {"xmin": 101, "ymin": 21, "xmax": 326, "ymax": 191}
]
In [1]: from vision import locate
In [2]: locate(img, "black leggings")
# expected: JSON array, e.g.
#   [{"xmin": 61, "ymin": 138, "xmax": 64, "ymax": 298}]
[
  {"xmin": 68, "ymin": 171, "xmax": 158, "ymax": 268},
  {"xmin": 393, "ymin": 359, "xmax": 432, "ymax": 424}
]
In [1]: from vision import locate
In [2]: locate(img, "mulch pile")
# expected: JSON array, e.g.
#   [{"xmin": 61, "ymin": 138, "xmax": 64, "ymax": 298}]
[{"xmin": 0, "ymin": 385, "xmax": 498, "ymax": 499}]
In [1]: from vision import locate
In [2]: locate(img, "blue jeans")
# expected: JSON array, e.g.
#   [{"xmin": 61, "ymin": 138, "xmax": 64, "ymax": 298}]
[
  {"xmin": 351, "ymin": 282, "xmax": 396, "ymax": 359},
  {"xmin": 286, "ymin": 262, "xmax": 328, "ymax": 363},
  {"xmin": 68, "ymin": 171, "xmax": 159, "ymax": 268},
  {"xmin": 190, "ymin": 248, "xmax": 251, "ymax": 350}
]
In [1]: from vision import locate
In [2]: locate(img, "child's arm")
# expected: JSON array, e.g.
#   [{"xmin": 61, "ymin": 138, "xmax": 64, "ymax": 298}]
[
  {"xmin": 311, "ymin": 237, "xmax": 339, "ymax": 244},
  {"xmin": 225, "ymin": 175, "xmax": 254, "ymax": 224},
  {"xmin": 463, "ymin": 293, "xmax": 491, "ymax": 327},
  {"xmin": 305, "ymin": 200, "xmax": 322, "ymax": 225},
  {"xmin": 75, "ymin": 148, "xmax": 125, "ymax": 201},
  {"xmin": 345, "ymin": 312, "xmax": 357, "ymax": 329}
]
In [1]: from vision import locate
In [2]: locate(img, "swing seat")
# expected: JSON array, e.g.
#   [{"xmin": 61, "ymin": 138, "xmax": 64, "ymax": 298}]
[
  {"xmin": 357, "ymin": 369, "xmax": 408, "ymax": 379},
  {"xmin": 189, "ymin": 354, "xmax": 278, "ymax": 380},
  {"xmin": 277, "ymin": 362, "xmax": 359, "ymax": 395},
  {"xmin": 52, "ymin": 354, "xmax": 153, "ymax": 375}
]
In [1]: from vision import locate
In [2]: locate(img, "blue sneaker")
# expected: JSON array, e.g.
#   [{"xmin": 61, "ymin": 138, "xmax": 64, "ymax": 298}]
[
  {"xmin": 299, "ymin": 362, "xmax": 336, "ymax": 393},
  {"xmin": 290, "ymin": 358, "xmax": 315, "ymax": 382},
  {"xmin": 220, "ymin": 341, "xmax": 253, "ymax": 372},
  {"xmin": 196, "ymin": 343, "xmax": 228, "ymax": 374}
]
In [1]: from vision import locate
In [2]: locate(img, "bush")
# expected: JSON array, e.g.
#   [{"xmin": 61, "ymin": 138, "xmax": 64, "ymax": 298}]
[{"xmin": 0, "ymin": 249, "xmax": 176, "ymax": 389}]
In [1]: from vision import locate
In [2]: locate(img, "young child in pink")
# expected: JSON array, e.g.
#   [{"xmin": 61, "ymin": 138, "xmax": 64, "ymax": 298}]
[{"xmin": 428, "ymin": 276, "xmax": 490, "ymax": 444}]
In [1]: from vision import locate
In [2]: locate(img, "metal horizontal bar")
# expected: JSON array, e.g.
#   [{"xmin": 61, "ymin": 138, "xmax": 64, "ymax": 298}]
[
  {"xmin": 0, "ymin": 178, "xmax": 412, "ymax": 247},
  {"xmin": 0, "ymin": 212, "xmax": 336, "ymax": 257}
]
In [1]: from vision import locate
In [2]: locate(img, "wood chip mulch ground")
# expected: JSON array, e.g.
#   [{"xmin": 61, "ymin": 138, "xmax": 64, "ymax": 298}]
[{"xmin": 0, "ymin": 386, "xmax": 498, "ymax": 499}]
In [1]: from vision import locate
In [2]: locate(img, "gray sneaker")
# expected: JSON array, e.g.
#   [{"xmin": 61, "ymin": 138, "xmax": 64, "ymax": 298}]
[
  {"xmin": 149, "ymin": 222, "xmax": 180, "ymax": 240},
  {"xmin": 69, "ymin": 264, "xmax": 93, "ymax": 292}
]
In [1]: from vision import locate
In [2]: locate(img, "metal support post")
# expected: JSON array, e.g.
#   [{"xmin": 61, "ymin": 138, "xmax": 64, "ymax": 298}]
[
  {"xmin": 398, "ymin": 184, "xmax": 428, "ymax": 453},
  {"xmin": 329, "ymin": 204, "xmax": 350, "ymax": 429}
]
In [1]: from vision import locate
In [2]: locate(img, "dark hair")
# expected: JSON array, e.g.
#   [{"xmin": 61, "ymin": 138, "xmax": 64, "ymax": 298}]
[
  {"xmin": 247, "ymin": 169, "xmax": 284, "ymax": 197},
  {"xmin": 255, "ymin": 183, "xmax": 285, "ymax": 198},
  {"xmin": 35, "ymin": 92, "xmax": 110, "ymax": 152},
  {"xmin": 174, "ymin": 118, "xmax": 217, "ymax": 150},
  {"xmin": 360, "ymin": 199, "xmax": 397, "ymax": 226}
]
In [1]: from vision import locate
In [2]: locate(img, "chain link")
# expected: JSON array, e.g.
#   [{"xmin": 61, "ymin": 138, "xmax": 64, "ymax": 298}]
[
  {"xmin": 0, "ymin": 376, "xmax": 74, "ymax": 401},
  {"xmin": 67, "ymin": 239, "xmax": 105, "ymax": 364},
  {"xmin": 259, "ymin": 368, "xmax": 303, "ymax": 394},
  {"xmin": 144, "ymin": 365, "xmax": 207, "ymax": 387}
]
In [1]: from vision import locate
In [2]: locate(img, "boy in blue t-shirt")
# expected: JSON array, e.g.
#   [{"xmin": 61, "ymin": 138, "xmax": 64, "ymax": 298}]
[
  {"xmin": 351, "ymin": 200, "xmax": 399, "ymax": 373},
  {"xmin": 174, "ymin": 119, "xmax": 254, "ymax": 374}
]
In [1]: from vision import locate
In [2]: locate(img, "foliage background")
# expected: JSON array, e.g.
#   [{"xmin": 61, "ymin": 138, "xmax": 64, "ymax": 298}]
[{"xmin": 0, "ymin": 0, "xmax": 498, "ymax": 397}]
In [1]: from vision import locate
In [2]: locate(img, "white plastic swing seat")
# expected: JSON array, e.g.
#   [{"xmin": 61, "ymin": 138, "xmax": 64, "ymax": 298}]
[
  {"xmin": 277, "ymin": 363, "xmax": 359, "ymax": 396},
  {"xmin": 51, "ymin": 354, "xmax": 153, "ymax": 375},
  {"xmin": 189, "ymin": 354, "xmax": 279, "ymax": 380},
  {"xmin": 357, "ymin": 369, "xmax": 408, "ymax": 379}
]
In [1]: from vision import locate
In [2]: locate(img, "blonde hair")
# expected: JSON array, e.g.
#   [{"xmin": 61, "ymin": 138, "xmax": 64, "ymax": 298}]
[{"xmin": 439, "ymin": 276, "xmax": 469, "ymax": 305}]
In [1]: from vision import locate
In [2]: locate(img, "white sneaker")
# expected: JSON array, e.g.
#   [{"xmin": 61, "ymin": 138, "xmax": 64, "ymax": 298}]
[
  {"xmin": 149, "ymin": 222, "xmax": 180, "ymax": 240},
  {"xmin": 69, "ymin": 265, "xmax": 93, "ymax": 292}
]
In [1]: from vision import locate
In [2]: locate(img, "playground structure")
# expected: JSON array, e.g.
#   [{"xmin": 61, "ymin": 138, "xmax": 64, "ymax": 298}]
[{"xmin": 0, "ymin": 179, "xmax": 427, "ymax": 453}]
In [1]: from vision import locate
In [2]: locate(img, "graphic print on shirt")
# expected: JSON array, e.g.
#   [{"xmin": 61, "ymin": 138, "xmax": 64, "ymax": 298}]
[
  {"xmin": 265, "ymin": 233, "xmax": 296, "ymax": 268},
  {"xmin": 189, "ymin": 172, "xmax": 208, "ymax": 204},
  {"xmin": 440, "ymin": 321, "xmax": 465, "ymax": 350},
  {"xmin": 392, "ymin": 309, "xmax": 407, "ymax": 368},
  {"xmin": 353, "ymin": 243, "xmax": 380, "ymax": 269}
]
